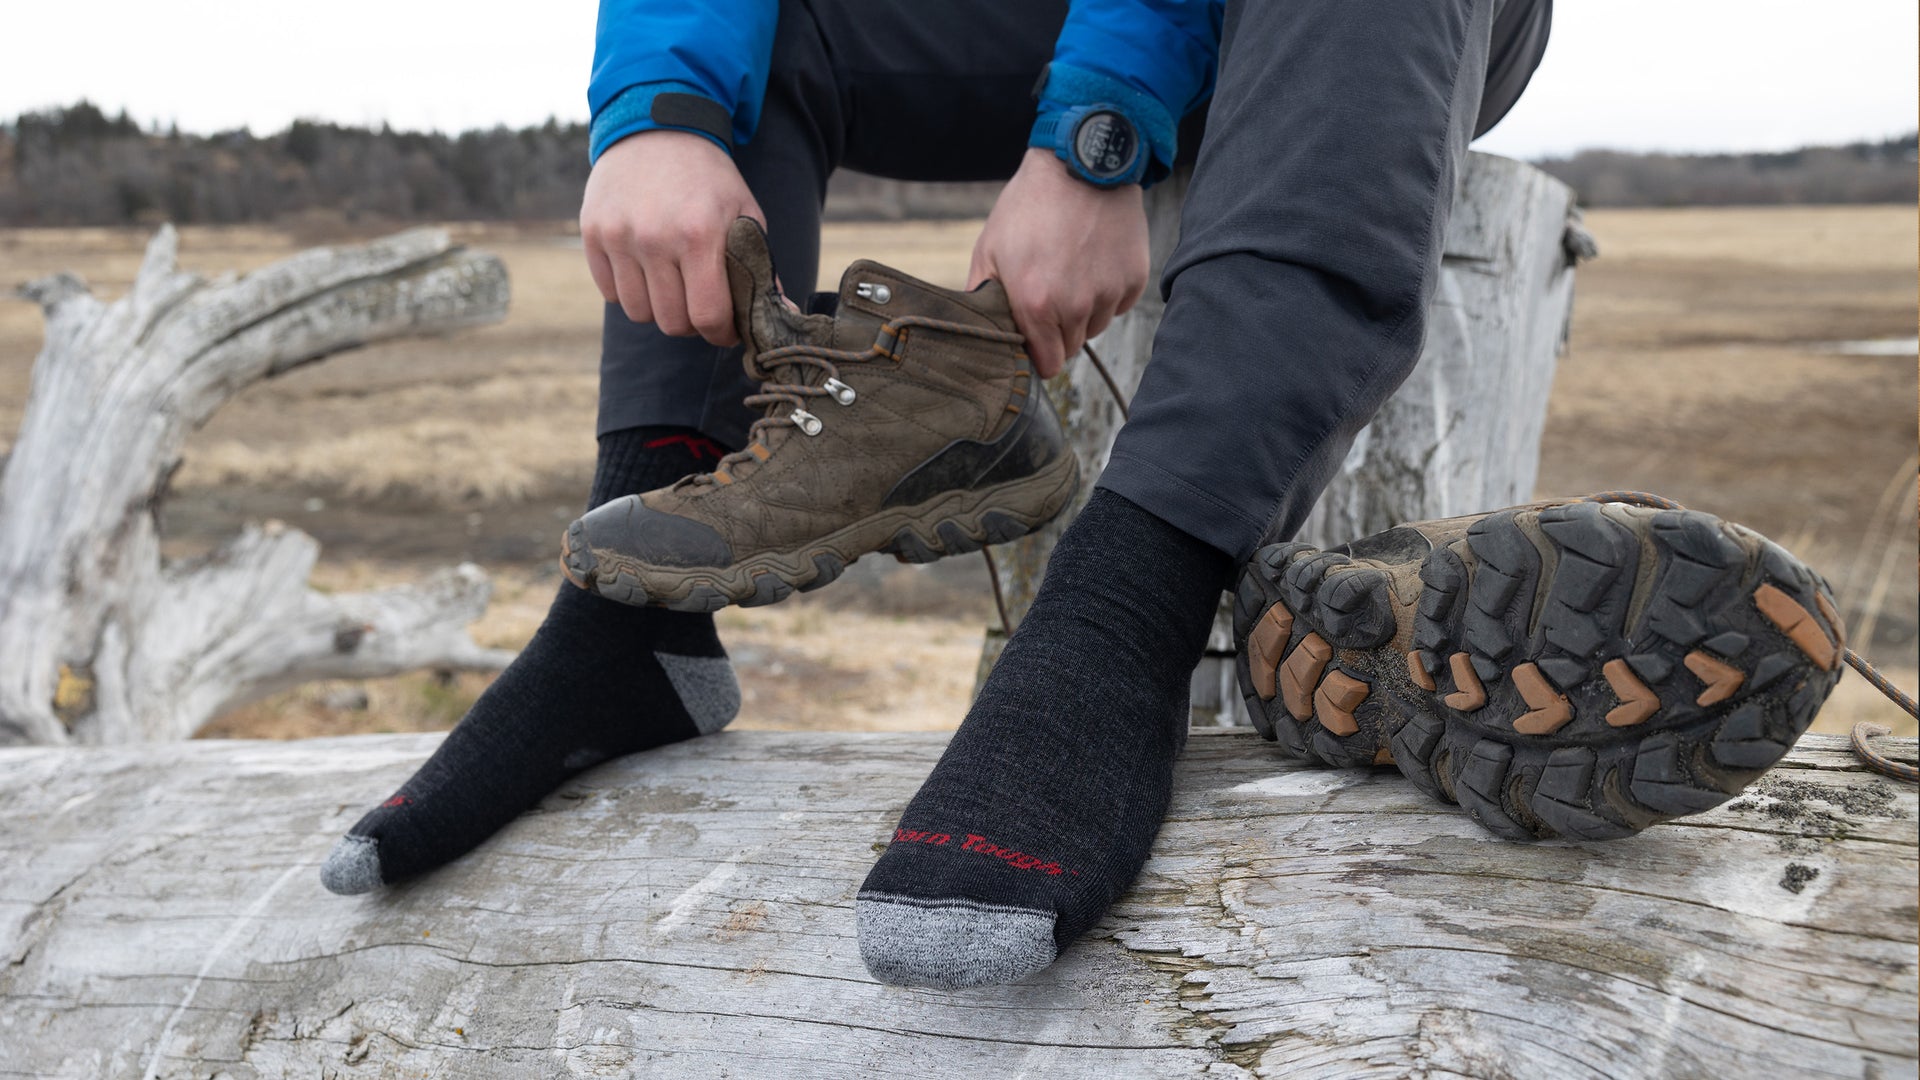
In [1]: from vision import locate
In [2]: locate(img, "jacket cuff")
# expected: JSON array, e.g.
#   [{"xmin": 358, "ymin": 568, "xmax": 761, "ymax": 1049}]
[
  {"xmin": 1028, "ymin": 63, "xmax": 1178, "ymax": 187},
  {"xmin": 590, "ymin": 82, "xmax": 733, "ymax": 163}
]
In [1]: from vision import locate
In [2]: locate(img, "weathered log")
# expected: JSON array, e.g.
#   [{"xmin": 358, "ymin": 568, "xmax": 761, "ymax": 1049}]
[
  {"xmin": 0, "ymin": 731, "xmax": 1911, "ymax": 1077},
  {"xmin": 979, "ymin": 154, "xmax": 1592, "ymax": 725},
  {"xmin": 0, "ymin": 227, "xmax": 516, "ymax": 746}
]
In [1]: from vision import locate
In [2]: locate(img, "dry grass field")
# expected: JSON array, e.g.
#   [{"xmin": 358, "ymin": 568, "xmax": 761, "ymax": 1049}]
[{"xmin": 0, "ymin": 207, "xmax": 1913, "ymax": 740}]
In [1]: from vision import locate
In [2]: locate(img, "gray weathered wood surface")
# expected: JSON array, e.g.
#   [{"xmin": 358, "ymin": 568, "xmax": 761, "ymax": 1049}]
[
  {"xmin": 0, "ymin": 227, "xmax": 516, "ymax": 747},
  {"xmin": 979, "ymin": 154, "xmax": 1591, "ymax": 725},
  {"xmin": 2, "ymin": 731, "xmax": 1912, "ymax": 1078}
]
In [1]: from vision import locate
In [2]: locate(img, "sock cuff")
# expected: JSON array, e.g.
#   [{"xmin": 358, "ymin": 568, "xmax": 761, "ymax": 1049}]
[
  {"xmin": 589, "ymin": 424, "xmax": 733, "ymax": 510},
  {"xmin": 1069, "ymin": 488, "xmax": 1235, "ymax": 590}
]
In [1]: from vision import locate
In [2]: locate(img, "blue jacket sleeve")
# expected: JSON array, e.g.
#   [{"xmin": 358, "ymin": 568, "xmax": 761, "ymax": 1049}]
[
  {"xmin": 1033, "ymin": 0, "xmax": 1223, "ymax": 184},
  {"xmin": 588, "ymin": 0, "xmax": 778, "ymax": 162}
]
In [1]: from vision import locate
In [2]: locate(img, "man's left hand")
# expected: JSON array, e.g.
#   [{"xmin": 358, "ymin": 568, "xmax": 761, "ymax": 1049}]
[{"xmin": 969, "ymin": 148, "xmax": 1151, "ymax": 378}]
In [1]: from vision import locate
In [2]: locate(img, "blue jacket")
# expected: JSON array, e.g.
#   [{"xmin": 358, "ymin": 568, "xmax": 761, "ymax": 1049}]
[{"xmin": 589, "ymin": 0, "xmax": 1222, "ymax": 182}]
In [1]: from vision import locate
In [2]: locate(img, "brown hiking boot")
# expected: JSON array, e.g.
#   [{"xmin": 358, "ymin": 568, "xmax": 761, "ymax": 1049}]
[
  {"xmin": 1234, "ymin": 494, "xmax": 1849, "ymax": 840},
  {"xmin": 561, "ymin": 218, "xmax": 1079, "ymax": 611}
]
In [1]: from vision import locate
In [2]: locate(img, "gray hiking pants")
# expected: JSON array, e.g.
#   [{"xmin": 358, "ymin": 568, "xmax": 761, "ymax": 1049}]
[{"xmin": 597, "ymin": 0, "xmax": 1552, "ymax": 560}]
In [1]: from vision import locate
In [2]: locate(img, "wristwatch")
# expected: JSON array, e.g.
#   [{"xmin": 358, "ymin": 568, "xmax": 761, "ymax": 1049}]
[{"xmin": 1037, "ymin": 104, "xmax": 1147, "ymax": 188}]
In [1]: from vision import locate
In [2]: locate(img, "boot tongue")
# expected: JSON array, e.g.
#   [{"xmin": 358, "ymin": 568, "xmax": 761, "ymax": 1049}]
[
  {"xmin": 721, "ymin": 219, "xmax": 836, "ymax": 463},
  {"xmin": 724, "ymin": 218, "xmax": 830, "ymax": 362}
]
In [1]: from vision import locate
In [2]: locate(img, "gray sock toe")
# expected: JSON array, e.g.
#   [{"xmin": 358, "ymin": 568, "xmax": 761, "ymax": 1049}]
[
  {"xmin": 856, "ymin": 893, "xmax": 1058, "ymax": 988},
  {"xmin": 320, "ymin": 834, "xmax": 383, "ymax": 895}
]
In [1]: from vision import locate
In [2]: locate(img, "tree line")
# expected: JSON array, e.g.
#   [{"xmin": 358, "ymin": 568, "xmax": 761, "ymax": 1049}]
[
  {"xmin": 0, "ymin": 103, "xmax": 591, "ymax": 226},
  {"xmin": 1536, "ymin": 136, "xmax": 1918, "ymax": 208},
  {"xmin": 1, "ymin": 101, "xmax": 1913, "ymax": 227}
]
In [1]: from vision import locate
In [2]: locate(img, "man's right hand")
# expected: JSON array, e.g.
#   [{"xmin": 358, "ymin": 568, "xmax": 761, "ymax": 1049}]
[{"xmin": 581, "ymin": 130, "xmax": 765, "ymax": 347}]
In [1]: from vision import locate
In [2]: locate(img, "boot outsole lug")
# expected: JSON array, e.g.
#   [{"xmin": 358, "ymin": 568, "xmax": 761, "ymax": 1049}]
[
  {"xmin": 739, "ymin": 573, "xmax": 794, "ymax": 608},
  {"xmin": 886, "ymin": 528, "xmax": 943, "ymax": 565},
  {"xmin": 980, "ymin": 511, "xmax": 1030, "ymax": 546},
  {"xmin": 797, "ymin": 552, "xmax": 849, "ymax": 593},
  {"xmin": 1232, "ymin": 501, "xmax": 1844, "ymax": 842}
]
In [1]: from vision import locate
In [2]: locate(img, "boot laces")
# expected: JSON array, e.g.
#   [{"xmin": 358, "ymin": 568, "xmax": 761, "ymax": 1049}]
[
  {"xmin": 694, "ymin": 316, "xmax": 1029, "ymax": 484},
  {"xmin": 679, "ymin": 341, "xmax": 865, "ymax": 487}
]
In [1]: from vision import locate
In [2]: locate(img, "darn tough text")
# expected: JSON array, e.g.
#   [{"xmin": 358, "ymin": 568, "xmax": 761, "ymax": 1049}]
[{"xmin": 890, "ymin": 829, "xmax": 1074, "ymax": 875}]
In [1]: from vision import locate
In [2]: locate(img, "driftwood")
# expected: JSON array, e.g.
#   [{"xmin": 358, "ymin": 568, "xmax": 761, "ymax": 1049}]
[
  {"xmin": 0, "ymin": 731, "xmax": 1911, "ymax": 1078},
  {"xmin": 981, "ymin": 153, "xmax": 1592, "ymax": 724},
  {"xmin": 0, "ymin": 227, "xmax": 516, "ymax": 746}
]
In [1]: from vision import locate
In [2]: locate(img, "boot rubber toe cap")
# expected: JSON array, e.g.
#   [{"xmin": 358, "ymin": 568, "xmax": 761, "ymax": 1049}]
[{"xmin": 575, "ymin": 496, "xmax": 734, "ymax": 570}]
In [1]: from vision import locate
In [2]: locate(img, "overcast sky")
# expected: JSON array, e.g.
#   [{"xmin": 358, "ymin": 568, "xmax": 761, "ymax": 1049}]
[{"xmin": 3, "ymin": 0, "xmax": 1914, "ymax": 159}]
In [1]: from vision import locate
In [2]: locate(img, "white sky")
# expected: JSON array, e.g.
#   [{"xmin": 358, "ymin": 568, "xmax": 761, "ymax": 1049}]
[{"xmin": 2, "ymin": 0, "xmax": 1913, "ymax": 158}]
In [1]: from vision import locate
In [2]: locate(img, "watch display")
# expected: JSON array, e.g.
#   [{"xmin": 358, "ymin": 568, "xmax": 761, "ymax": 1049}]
[{"xmin": 1071, "ymin": 110, "xmax": 1139, "ymax": 182}]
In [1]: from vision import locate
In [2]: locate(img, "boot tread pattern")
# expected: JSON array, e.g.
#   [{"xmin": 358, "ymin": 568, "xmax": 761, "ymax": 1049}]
[{"xmin": 1232, "ymin": 504, "xmax": 1845, "ymax": 840}]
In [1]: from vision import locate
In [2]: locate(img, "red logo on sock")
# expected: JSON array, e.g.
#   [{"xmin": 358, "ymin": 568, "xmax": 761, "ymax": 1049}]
[
  {"xmin": 890, "ymin": 827, "xmax": 1071, "ymax": 876},
  {"xmin": 893, "ymin": 828, "xmax": 951, "ymax": 846},
  {"xmin": 382, "ymin": 795, "xmax": 411, "ymax": 808}
]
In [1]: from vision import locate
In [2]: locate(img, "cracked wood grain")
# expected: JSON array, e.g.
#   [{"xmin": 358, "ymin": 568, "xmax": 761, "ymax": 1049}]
[{"xmin": 0, "ymin": 730, "xmax": 1911, "ymax": 1078}]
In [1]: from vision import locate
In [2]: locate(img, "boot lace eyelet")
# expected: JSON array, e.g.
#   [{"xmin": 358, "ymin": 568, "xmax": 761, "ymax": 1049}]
[
  {"xmin": 823, "ymin": 378, "xmax": 856, "ymax": 406},
  {"xmin": 792, "ymin": 408, "xmax": 824, "ymax": 436}
]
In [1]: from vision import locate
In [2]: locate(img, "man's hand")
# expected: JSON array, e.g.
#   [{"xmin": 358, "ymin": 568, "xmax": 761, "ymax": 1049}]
[
  {"xmin": 581, "ymin": 130, "xmax": 765, "ymax": 346},
  {"xmin": 968, "ymin": 148, "xmax": 1151, "ymax": 378}
]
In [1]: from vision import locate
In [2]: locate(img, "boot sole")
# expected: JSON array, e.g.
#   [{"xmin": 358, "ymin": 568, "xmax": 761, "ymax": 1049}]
[
  {"xmin": 560, "ymin": 453, "xmax": 1080, "ymax": 612},
  {"xmin": 1232, "ymin": 502, "xmax": 1848, "ymax": 840}
]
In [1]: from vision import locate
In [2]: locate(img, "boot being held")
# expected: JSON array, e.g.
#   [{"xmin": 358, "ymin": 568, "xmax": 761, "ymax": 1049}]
[{"xmin": 563, "ymin": 219, "xmax": 1079, "ymax": 611}]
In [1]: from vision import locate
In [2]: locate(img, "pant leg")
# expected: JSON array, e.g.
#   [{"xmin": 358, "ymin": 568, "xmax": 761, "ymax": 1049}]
[
  {"xmin": 1478, "ymin": 0, "xmax": 1552, "ymax": 138},
  {"xmin": 595, "ymin": 0, "xmax": 1067, "ymax": 445},
  {"xmin": 1096, "ymin": 0, "xmax": 1549, "ymax": 562}
]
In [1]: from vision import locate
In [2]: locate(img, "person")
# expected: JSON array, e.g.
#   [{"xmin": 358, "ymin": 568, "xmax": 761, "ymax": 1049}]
[{"xmin": 317, "ymin": 0, "xmax": 1856, "ymax": 990}]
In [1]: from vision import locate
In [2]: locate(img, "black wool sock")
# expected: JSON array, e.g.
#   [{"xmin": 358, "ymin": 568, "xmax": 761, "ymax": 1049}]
[
  {"xmin": 321, "ymin": 425, "xmax": 736, "ymax": 894},
  {"xmin": 856, "ymin": 489, "xmax": 1232, "ymax": 986}
]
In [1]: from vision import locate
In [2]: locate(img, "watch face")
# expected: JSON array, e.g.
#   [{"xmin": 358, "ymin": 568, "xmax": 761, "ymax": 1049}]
[{"xmin": 1072, "ymin": 111, "xmax": 1138, "ymax": 181}]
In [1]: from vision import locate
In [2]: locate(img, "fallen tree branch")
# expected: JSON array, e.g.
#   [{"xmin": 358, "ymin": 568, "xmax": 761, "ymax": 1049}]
[{"xmin": 0, "ymin": 226, "xmax": 514, "ymax": 745}]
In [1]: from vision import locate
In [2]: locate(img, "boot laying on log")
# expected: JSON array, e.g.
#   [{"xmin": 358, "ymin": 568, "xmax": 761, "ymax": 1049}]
[{"xmin": 1235, "ymin": 494, "xmax": 1862, "ymax": 839}]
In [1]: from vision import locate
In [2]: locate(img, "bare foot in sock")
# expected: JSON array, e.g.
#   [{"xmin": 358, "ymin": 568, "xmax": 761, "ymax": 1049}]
[
  {"xmin": 320, "ymin": 426, "xmax": 738, "ymax": 894},
  {"xmin": 856, "ymin": 490, "xmax": 1230, "ymax": 986}
]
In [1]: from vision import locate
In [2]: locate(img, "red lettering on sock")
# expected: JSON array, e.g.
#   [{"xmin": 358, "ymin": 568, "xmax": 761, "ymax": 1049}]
[
  {"xmin": 915, "ymin": 831, "xmax": 1069, "ymax": 875},
  {"xmin": 382, "ymin": 795, "xmax": 411, "ymax": 808},
  {"xmin": 893, "ymin": 828, "xmax": 951, "ymax": 847}
]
